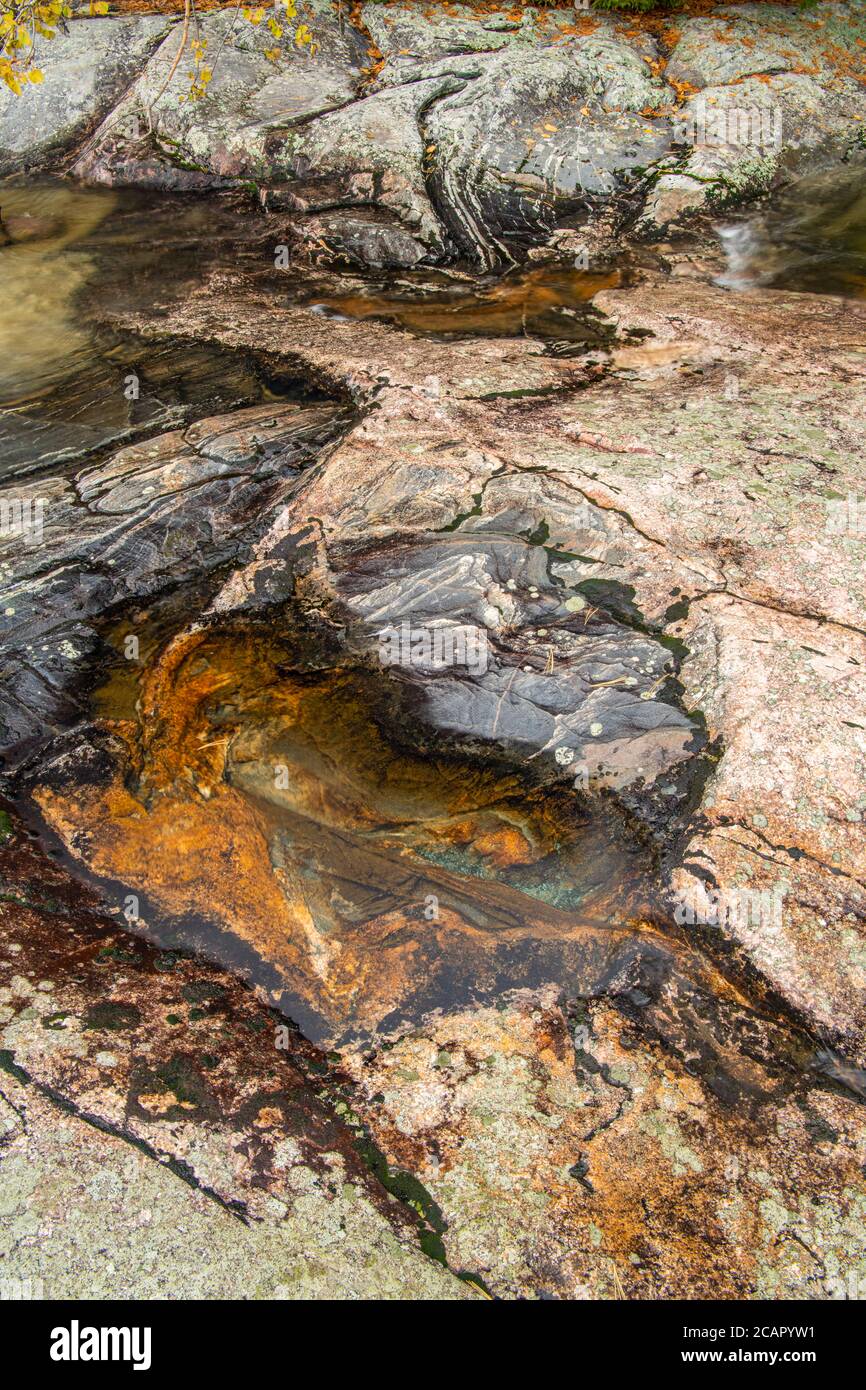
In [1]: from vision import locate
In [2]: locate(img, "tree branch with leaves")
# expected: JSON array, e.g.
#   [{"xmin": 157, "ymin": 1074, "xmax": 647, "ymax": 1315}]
[
  {"xmin": 1, "ymin": 0, "xmax": 316, "ymax": 105},
  {"xmin": 1, "ymin": 1, "xmax": 112, "ymax": 94}
]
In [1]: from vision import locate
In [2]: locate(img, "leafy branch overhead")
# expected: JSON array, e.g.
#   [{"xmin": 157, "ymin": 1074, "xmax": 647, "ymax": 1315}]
[
  {"xmin": 0, "ymin": 0, "xmax": 317, "ymax": 102},
  {"xmin": 1, "ymin": 2, "xmax": 100, "ymax": 93}
]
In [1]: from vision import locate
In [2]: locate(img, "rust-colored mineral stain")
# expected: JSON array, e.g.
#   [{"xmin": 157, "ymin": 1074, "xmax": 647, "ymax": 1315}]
[
  {"xmin": 318, "ymin": 263, "xmax": 620, "ymax": 338},
  {"xmin": 33, "ymin": 775, "xmax": 316, "ymax": 978},
  {"xmin": 32, "ymin": 617, "xmax": 741, "ymax": 1043}
]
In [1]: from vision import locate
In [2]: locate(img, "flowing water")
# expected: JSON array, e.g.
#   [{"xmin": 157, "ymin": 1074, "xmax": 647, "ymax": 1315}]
[
  {"xmin": 0, "ymin": 181, "xmax": 314, "ymax": 478},
  {"xmin": 715, "ymin": 161, "xmax": 866, "ymax": 297},
  {"xmin": 0, "ymin": 180, "xmax": 620, "ymax": 477},
  {"xmin": 0, "ymin": 183, "xmax": 117, "ymax": 404}
]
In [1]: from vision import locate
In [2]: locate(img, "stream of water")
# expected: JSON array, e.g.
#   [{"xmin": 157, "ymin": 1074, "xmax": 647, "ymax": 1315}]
[{"xmin": 715, "ymin": 161, "xmax": 866, "ymax": 297}]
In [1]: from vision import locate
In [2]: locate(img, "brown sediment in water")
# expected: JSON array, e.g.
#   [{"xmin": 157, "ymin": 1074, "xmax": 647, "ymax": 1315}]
[
  {"xmin": 0, "ymin": 806, "xmax": 435, "ymax": 1240},
  {"xmin": 317, "ymin": 263, "xmax": 620, "ymax": 338},
  {"xmin": 27, "ymin": 612, "xmax": 753, "ymax": 1045}
]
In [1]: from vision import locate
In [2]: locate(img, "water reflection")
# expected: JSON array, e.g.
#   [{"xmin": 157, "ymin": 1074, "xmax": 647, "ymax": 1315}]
[
  {"xmin": 312, "ymin": 262, "xmax": 620, "ymax": 341},
  {"xmin": 0, "ymin": 183, "xmax": 117, "ymax": 404},
  {"xmin": 0, "ymin": 181, "xmax": 306, "ymax": 479},
  {"xmin": 27, "ymin": 617, "xmax": 699, "ymax": 1046}
]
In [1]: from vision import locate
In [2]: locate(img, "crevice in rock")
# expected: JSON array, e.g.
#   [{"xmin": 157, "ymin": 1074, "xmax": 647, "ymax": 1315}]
[
  {"xmin": 715, "ymin": 586, "xmax": 866, "ymax": 644},
  {"xmin": 0, "ymin": 1047, "xmax": 254, "ymax": 1224},
  {"xmin": 714, "ymin": 822, "xmax": 866, "ymax": 891}
]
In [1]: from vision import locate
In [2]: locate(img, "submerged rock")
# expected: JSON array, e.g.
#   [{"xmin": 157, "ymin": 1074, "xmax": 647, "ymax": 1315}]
[
  {"xmin": 82, "ymin": 239, "xmax": 866, "ymax": 1071},
  {"xmin": 0, "ymin": 820, "xmax": 476, "ymax": 1299}
]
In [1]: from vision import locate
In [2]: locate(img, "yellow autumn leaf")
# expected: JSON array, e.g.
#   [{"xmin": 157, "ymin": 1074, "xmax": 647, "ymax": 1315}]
[
  {"xmin": 294, "ymin": 22, "xmax": 311, "ymax": 45},
  {"xmin": 28, "ymin": 67, "xmax": 44, "ymax": 82},
  {"xmin": 89, "ymin": 1, "xmax": 110, "ymax": 13},
  {"xmin": 267, "ymin": 17, "xmax": 282, "ymax": 37}
]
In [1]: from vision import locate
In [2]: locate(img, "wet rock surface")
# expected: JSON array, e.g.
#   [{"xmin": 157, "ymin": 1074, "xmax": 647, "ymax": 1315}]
[
  {"xmin": 0, "ymin": 398, "xmax": 349, "ymax": 755},
  {"xmin": 2, "ymin": 4, "xmax": 866, "ymax": 1302},
  {"xmin": 0, "ymin": 820, "xmax": 477, "ymax": 1298},
  {"xmin": 5, "ymin": 2, "xmax": 866, "ymax": 267},
  {"xmin": 173, "ymin": 269, "xmax": 866, "ymax": 1063},
  {"xmin": 3, "ymin": 224, "xmax": 866, "ymax": 1293},
  {"xmin": 342, "ymin": 989, "xmax": 866, "ymax": 1299}
]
